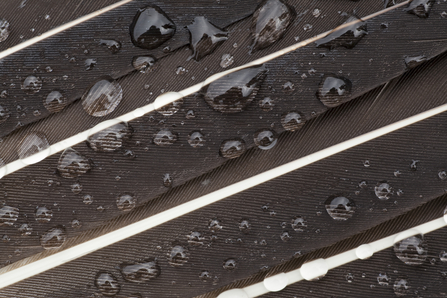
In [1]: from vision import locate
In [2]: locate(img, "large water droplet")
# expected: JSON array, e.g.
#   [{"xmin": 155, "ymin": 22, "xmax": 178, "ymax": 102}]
[
  {"xmin": 35, "ymin": 206, "xmax": 52, "ymax": 223},
  {"xmin": 168, "ymin": 245, "xmax": 189, "ymax": 267},
  {"xmin": 81, "ymin": 76, "xmax": 123, "ymax": 117},
  {"xmin": 403, "ymin": 0, "xmax": 434, "ymax": 18},
  {"xmin": 317, "ymin": 74, "xmax": 352, "ymax": 108},
  {"xmin": 188, "ymin": 131, "xmax": 205, "ymax": 148},
  {"xmin": 132, "ymin": 56, "xmax": 155, "ymax": 73},
  {"xmin": 116, "ymin": 194, "xmax": 136, "ymax": 211},
  {"xmin": 44, "ymin": 91, "xmax": 67, "ymax": 113},
  {"xmin": 220, "ymin": 138, "xmax": 246, "ymax": 159},
  {"xmin": 405, "ymin": 55, "xmax": 426, "ymax": 69},
  {"xmin": 377, "ymin": 273, "xmax": 390, "ymax": 286},
  {"xmin": 87, "ymin": 122, "xmax": 132, "ymax": 152},
  {"xmin": 254, "ymin": 129, "xmax": 277, "ymax": 150},
  {"xmin": 316, "ymin": 16, "xmax": 367, "ymax": 50},
  {"xmin": 187, "ymin": 16, "xmax": 228, "ymax": 61},
  {"xmin": 120, "ymin": 260, "xmax": 160, "ymax": 283},
  {"xmin": 57, "ymin": 148, "xmax": 91, "ymax": 179},
  {"xmin": 0, "ymin": 206, "xmax": 19, "ymax": 226},
  {"xmin": 393, "ymin": 278, "xmax": 411, "ymax": 297},
  {"xmin": 18, "ymin": 132, "xmax": 50, "ymax": 163},
  {"xmin": 375, "ymin": 181, "xmax": 392, "ymax": 200},
  {"xmin": 22, "ymin": 75, "xmax": 42, "ymax": 94},
  {"xmin": 129, "ymin": 5, "xmax": 176, "ymax": 50},
  {"xmin": 201, "ymin": 65, "xmax": 267, "ymax": 113},
  {"xmin": 99, "ymin": 39, "xmax": 121, "ymax": 54},
  {"xmin": 0, "ymin": 105, "xmax": 10, "ymax": 124},
  {"xmin": 223, "ymin": 258, "xmax": 237, "ymax": 270},
  {"xmin": 95, "ymin": 272, "xmax": 121, "ymax": 296},
  {"xmin": 250, "ymin": 0, "xmax": 296, "ymax": 52},
  {"xmin": 0, "ymin": 19, "xmax": 10, "ymax": 42},
  {"xmin": 153, "ymin": 129, "xmax": 178, "ymax": 146},
  {"xmin": 325, "ymin": 195, "xmax": 355, "ymax": 220},
  {"xmin": 394, "ymin": 234, "xmax": 427, "ymax": 265},
  {"xmin": 40, "ymin": 226, "xmax": 66, "ymax": 249}
]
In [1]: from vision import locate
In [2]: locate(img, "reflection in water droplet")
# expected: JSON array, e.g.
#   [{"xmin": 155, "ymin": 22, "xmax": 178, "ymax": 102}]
[
  {"xmin": 223, "ymin": 258, "xmax": 237, "ymax": 270},
  {"xmin": 116, "ymin": 194, "xmax": 136, "ymax": 211},
  {"xmin": 40, "ymin": 226, "xmax": 66, "ymax": 249},
  {"xmin": 375, "ymin": 181, "xmax": 392, "ymax": 200},
  {"xmin": 168, "ymin": 245, "xmax": 189, "ymax": 267},
  {"xmin": 156, "ymin": 98, "xmax": 183, "ymax": 116},
  {"xmin": 254, "ymin": 129, "xmax": 278, "ymax": 150},
  {"xmin": 22, "ymin": 76, "xmax": 42, "ymax": 94},
  {"xmin": 0, "ymin": 206, "xmax": 19, "ymax": 226},
  {"xmin": 405, "ymin": 55, "xmax": 427, "ymax": 69},
  {"xmin": 87, "ymin": 123, "xmax": 132, "ymax": 152},
  {"xmin": 220, "ymin": 54, "xmax": 234, "ymax": 69},
  {"xmin": 259, "ymin": 97, "xmax": 275, "ymax": 111},
  {"xmin": 403, "ymin": 0, "xmax": 434, "ymax": 18},
  {"xmin": 201, "ymin": 65, "xmax": 267, "ymax": 113},
  {"xmin": 18, "ymin": 132, "xmax": 50, "ymax": 161},
  {"xmin": 281, "ymin": 111, "xmax": 305, "ymax": 131},
  {"xmin": 220, "ymin": 138, "xmax": 246, "ymax": 159},
  {"xmin": 99, "ymin": 39, "xmax": 121, "ymax": 54},
  {"xmin": 35, "ymin": 206, "xmax": 52, "ymax": 223},
  {"xmin": 316, "ymin": 16, "xmax": 367, "ymax": 50},
  {"xmin": 188, "ymin": 131, "xmax": 205, "ymax": 148},
  {"xmin": 18, "ymin": 223, "xmax": 32, "ymax": 236},
  {"xmin": 325, "ymin": 195, "xmax": 355, "ymax": 220},
  {"xmin": 120, "ymin": 260, "xmax": 160, "ymax": 283},
  {"xmin": 394, "ymin": 235, "xmax": 427, "ymax": 265},
  {"xmin": 153, "ymin": 129, "xmax": 178, "ymax": 146},
  {"xmin": 393, "ymin": 278, "xmax": 411, "ymax": 297},
  {"xmin": 44, "ymin": 91, "xmax": 67, "ymax": 113},
  {"xmin": 377, "ymin": 273, "xmax": 390, "ymax": 286},
  {"xmin": 130, "ymin": 5, "xmax": 176, "ymax": 50},
  {"xmin": 132, "ymin": 56, "xmax": 155, "ymax": 73},
  {"xmin": 95, "ymin": 272, "xmax": 121, "ymax": 296},
  {"xmin": 317, "ymin": 74, "xmax": 352, "ymax": 108},
  {"xmin": 57, "ymin": 148, "xmax": 91, "ymax": 179},
  {"xmin": 81, "ymin": 76, "xmax": 123, "ymax": 117},
  {"xmin": 291, "ymin": 216, "xmax": 306, "ymax": 231},
  {"xmin": 0, "ymin": 19, "xmax": 10, "ymax": 42},
  {"xmin": 0, "ymin": 105, "xmax": 10, "ymax": 124},
  {"xmin": 187, "ymin": 16, "xmax": 228, "ymax": 61},
  {"xmin": 250, "ymin": 0, "xmax": 296, "ymax": 52},
  {"xmin": 239, "ymin": 220, "xmax": 251, "ymax": 233}
]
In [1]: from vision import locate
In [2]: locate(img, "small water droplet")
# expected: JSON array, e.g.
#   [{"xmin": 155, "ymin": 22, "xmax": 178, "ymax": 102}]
[
  {"xmin": 168, "ymin": 245, "xmax": 189, "ymax": 267},
  {"xmin": 375, "ymin": 181, "xmax": 392, "ymax": 200},
  {"xmin": 325, "ymin": 195, "xmax": 355, "ymax": 220},
  {"xmin": 219, "ymin": 138, "xmax": 246, "ymax": 158},
  {"xmin": 312, "ymin": 8, "xmax": 321, "ymax": 17},
  {"xmin": 377, "ymin": 273, "xmax": 390, "ymax": 286},
  {"xmin": 44, "ymin": 91, "xmax": 67, "ymax": 113},
  {"xmin": 186, "ymin": 110, "xmax": 196, "ymax": 119},
  {"xmin": 132, "ymin": 56, "xmax": 155, "ymax": 73},
  {"xmin": 130, "ymin": 5, "xmax": 176, "ymax": 50},
  {"xmin": 394, "ymin": 170, "xmax": 402, "ymax": 177},
  {"xmin": 346, "ymin": 273, "xmax": 354, "ymax": 283},
  {"xmin": 153, "ymin": 129, "xmax": 178, "ymax": 146},
  {"xmin": 175, "ymin": 66, "xmax": 187, "ymax": 75},
  {"xmin": 384, "ymin": 0, "xmax": 396, "ymax": 8},
  {"xmin": 223, "ymin": 258, "xmax": 237, "ymax": 270},
  {"xmin": 0, "ymin": 105, "xmax": 10, "ymax": 124},
  {"xmin": 71, "ymin": 182, "xmax": 83, "ymax": 194},
  {"xmin": 83, "ymin": 194, "xmax": 93, "ymax": 205},
  {"xmin": 0, "ymin": 206, "xmax": 19, "ymax": 226},
  {"xmin": 316, "ymin": 15, "xmax": 367, "ymax": 50},
  {"xmin": 35, "ymin": 206, "xmax": 52, "ymax": 223},
  {"xmin": 359, "ymin": 180, "xmax": 367, "ymax": 188},
  {"xmin": 187, "ymin": 231, "xmax": 205, "ymax": 245},
  {"xmin": 22, "ymin": 75, "xmax": 42, "ymax": 94},
  {"xmin": 394, "ymin": 234, "xmax": 427, "ymax": 265},
  {"xmin": 280, "ymin": 231, "xmax": 291, "ymax": 242},
  {"xmin": 405, "ymin": 55, "xmax": 427, "ymax": 69},
  {"xmin": 439, "ymin": 251, "xmax": 447, "ymax": 262},
  {"xmin": 0, "ymin": 19, "xmax": 10, "ymax": 42},
  {"xmin": 18, "ymin": 223, "xmax": 32, "ymax": 236},
  {"xmin": 163, "ymin": 173, "xmax": 172, "ymax": 187},
  {"xmin": 317, "ymin": 74, "xmax": 352, "ymax": 108},
  {"xmin": 199, "ymin": 270, "xmax": 211, "ymax": 282},
  {"xmin": 18, "ymin": 132, "xmax": 50, "ymax": 163},
  {"xmin": 87, "ymin": 123, "xmax": 132, "ymax": 152},
  {"xmin": 403, "ymin": 0, "xmax": 434, "ymax": 18},
  {"xmin": 40, "ymin": 226, "xmax": 66, "ymax": 249},
  {"xmin": 71, "ymin": 219, "xmax": 81, "ymax": 229},
  {"xmin": 254, "ymin": 129, "xmax": 278, "ymax": 150},
  {"xmin": 291, "ymin": 216, "xmax": 306, "ymax": 231},
  {"xmin": 282, "ymin": 81, "xmax": 295, "ymax": 92},
  {"xmin": 393, "ymin": 278, "xmax": 411, "ymax": 297},
  {"xmin": 116, "ymin": 194, "xmax": 136, "ymax": 211},
  {"xmin": 303, "ymin": 24, "xmax": 313, "ymax": 31},
  {"xmin": 85, "ymin": 58, "xmax": 97, "ymax": 71},
  {"xmin": 120, "ymin": 260, "xmax": 160, "ymax": 283},
  {"xmin": 438, "ymin": 170, "xmax": 447, "ymax": 180},
  {"xmin": 81, "ymin": 76, "xmax": 123, "ymax": 117},
  {"xmin": 281, "ymin": 111, "xmax": 305, "ymax": 131},
  {"xmin": 239, "ymin": 219, "xmax": 251, "ymax": 233},
  {"xmin": 220, "ymin": 54, "xmax": 234, "ymax": 68},
  {"xmin": 95, "ymin": 272, "xmax": 121, "ymax": 296},
  {"xmin": 99, "ymin": 39, "xmax": 121, "ymax": 54},
  {"xmin": 259, "ymin": 97, "xmax": 275, "ymax": 111},
  {"xmin": 156, "ymin": 98, "xmax": 183, "ymax": 116},
  {"xmin": 57, "ymin": 148, "xmax": 91, "ymax": 179},
  {"xmin": 188, "ymin": 131, "xmax": 205, "ymax": 148}
]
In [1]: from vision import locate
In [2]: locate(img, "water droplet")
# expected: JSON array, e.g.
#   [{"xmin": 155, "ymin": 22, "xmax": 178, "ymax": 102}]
[
  {"xmin": 120, "ymin": 260, "xmax": 160, "ymax": 283},
  {"xmin": 316, "ymin": 16, "xmax": 367, "ymax": 50},
  {"xmin": 35, "ymin": 206, "xmax": 52, "ymax": 223},
  {"xmin": 280, "ymin": 231, "xmax": 291, "ymax": 242},
  {"xmin": 317, "ymin": 74, "xmax": 352, "ymax": 108},
  {"xmin": 18, "ymin": 223, "xmax": 32, "ymax": 236},
  {"xmin": 81, "ymin": 76, "xmax": 123, "ymax": 117},
  {"xmin": 71, "ymin": 219, "xmax": 81, "ymax": 229},
  {"xmin": 359, "ymin": 180, "xmax": 367, "ymax": 188},
  {"xmin": 209, "ymin": 219, "xmax": 223, "ymax": 232},
  {"xmin": 393, "ymin": 278, "xmax": 411, "ymax": 297},
  {"xmin": 199, "ymin": 270, "xmax": 212, "ymax": 282},
  {"xmin": 312, "ymin": 8, "xmax": 321, "ymax": 17},
  {"xmin": 254, "ymin": 129, "xmax": 278, "ymax": 150},
  {"xmin": 87, "ymin": 122, "xmax": 132, "ymax": 152},
  {"xmin": 438, "ymin": 170, "xmax": 447, "ymax": 180},
  {"xmin": 250, "ymin": 0, "xmax": 296, "ymax": 52},
  {"xmin": 99, "ymin": 39, "xmax": 121, "ymax": 54},
  {"xmin": 281, "ymin": 111, "xmax": 305, "ymax": 131},
  {"xmin": 201, "ymin": 65, "xmax": 267, "ymax": 113},
  {"xmin": 44, "ymin": 91, "xmax": 67, "ymax": 113},
  {"xmin": 57, "ymin": 148, "xmax": 91, "ymax": 179},
  {"xmin": 40, "ymin": 226, "xmax": 66, "ymax": 249},
  {"xmin": 384, "ymin": 0, "xmax": 396, "ymax": 8},
  {"xmin": 21, "ymin": 75, "xmax": 42, "ymax": 94},
  {"xmin": 186, "ymin": 109, "xmax": 196, "ymax": 119},
  {"xmin": 95, "ymin": 272, "xmax": 121, "ymax": 296},
  {"xmin": 85, "ymin": 58, "xmax": 97, "ymax": 71},
  {"xmin": 439, "ymin": 251, "xmax": 447, "ymax": 262},
  {"xmin": 0, "ymin": 105, "xmax": 10, "ymax": 124},
  {"xmin": 405, "ymin": 55, "xmax": 427, "ymax": 69},
  {"xmin": 219, "ymin": 138, "xmax": 246, "ymax": 159},
  {"xmin": 0, "ymin": 206, "xmax": 19, "ymax": 226},
  {"xmin": 291, "ymin": 216, "xmax": 306, "ymax": 231},
  {"xmin": 163, "ymin": 173, "xmax": 172, "ymax": 187},
  {"xmin": 156, "ymin": 98, "xmax": 183, "ymax": 116},
  {"xmin": 223, "ymin": 258, "xmax": 237, "ymax": 270},
  {"xmin": 239, "ymin": 220, "xmax": 251, "ymax": 233},
  {"xmin": 377, "ymin": 273, "xmax": 390, "ymax": 286},
  {"xmin": 220, "ymin": 54, "xmax": 234, "ymax": 68},
  {"xmin": 132, "ymin": 56, "xmax": 155, "ymax": 73},
  {"xmin": 71, "ymin": 182, "xmax": 83, "ymax": 194},
  {"xmin": 363, "ymin": 160, "xmax": 371, "ymax": 167},
  {"xmin": 441, "ymin": 11, "xmax": 447, "ymax": 18},
  {"xmin": 346, "ymin": 273, "xmax": 354, "ymax": 283},
  {"xmin": 116, "ymin": 194, "xmax": 136, "ymax": 211},
  {"xmin": 188, "ymin": 131, "xmax": 205, "ymax": 148},
  {"xmin": 187, "ymin": 16, "xmax": 228, "ymax": 61},
  {"xmin": 0, "ymin": 90, "xmax": 8, "ymax": 98},
  {"xmin": 303, "ymin": 24, "xmax": 313, "ymax": 31},
  {"xmin": 83, "ymin": 194, "xmax": 93, "ymax": 205},
  {"xmin": 168, "ymin": 245, "xmax": 189, "ymax": 267},
  {"xmin": 394, "ymin": 234, "xmax": 427, "ymax": 265},
  {"xmin": 18, "ymin": 132, "xmax": 50, "ymax": 164},
  {"xmin": 394, "ymin": 170, "xmax": 401, "ymax": 177},
  {"xmin": 403, "ymin": 0, "xmax": 434, "ymax": 18},
  {"xmin": 130, "ymin": 5, "xmax": 176, "ymax": 50},
  {"xmin": 259, "ymin": 97, "xmax": 275, "ymax": 111},
  {"xmin": 0, "ymin": 19, "xmax": 10, "ymax": 42},
  {"xmin": 375, "ymin": 181, "xmax": 392, "ymax": 200},
  {"xmin": 325, "ymin": 195, "xmax": 355, "ymax": 220},
  {"xmin": 282, "ymin": 81, "xmax": 295, "ymax": 92},
  {"xmin": 153, "ymin": 129, "xmax": 178, "ymax": 146},
  {"xmin": 187, "ymin": 231, "xmax": 205, "ymax": 245}
]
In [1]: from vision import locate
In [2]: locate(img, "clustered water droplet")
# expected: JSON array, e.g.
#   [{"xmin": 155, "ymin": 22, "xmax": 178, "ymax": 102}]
[
  {"xmin": 87, "ymin": 123, "xmax": 132, "ymax": 152},
  {"xmin": 317, "ymin": 74, "xmax": 352, "ymax": 108},
  {"xmin": 394, "ymin": 234, "xmax": 428, "ymax": 265},
  {"xmin": 81, "ymin": 77, "xmax": 123, "ymax": 117},
  {"xmin": 119, "ymin": 260, "xmax": 160, "ymax": 283},
  {"xmin": 57, "ymin": 148, "xmax": 91, "ymax": 179},
  {"xmin": 219, "ymin": 138, "xmax": 246, "ymax": 159},
  {"xmin": 325, "ymin": 195, "xmax": 355, "ymax": 220}
]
